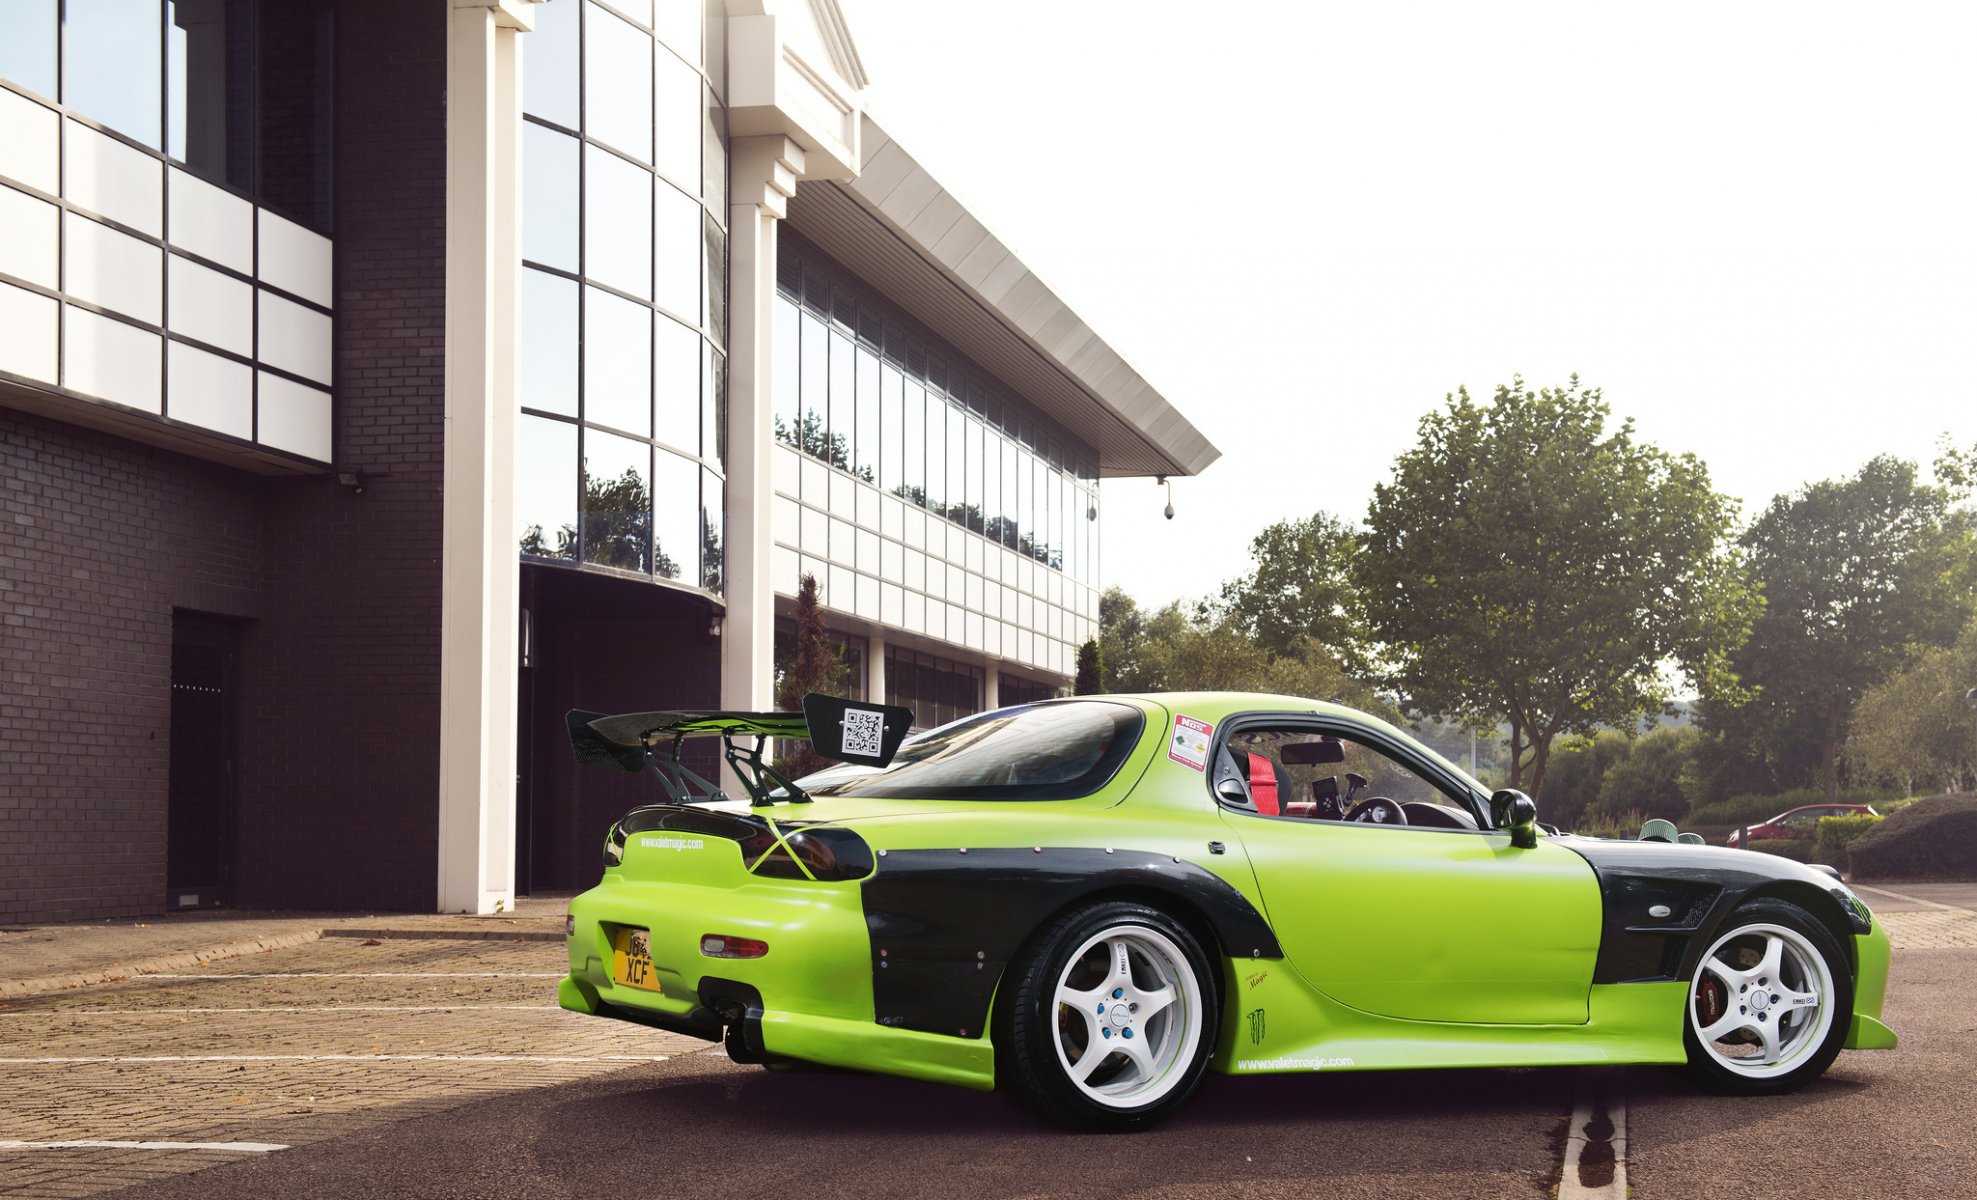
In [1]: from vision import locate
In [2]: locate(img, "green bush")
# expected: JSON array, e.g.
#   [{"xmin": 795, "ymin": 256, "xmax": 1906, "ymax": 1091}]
[
  {"xmin": 1849, "ymin": 795, "xmax": 1977, "ymax": 880},
  {"xmin": 1571, "ymin": 808, "xmax": 1647, "ymax": 840},
  {"xmin": 1685, "ymin": 787, "xmax": 1894, "ymax": 828},
  {"xmin": 1813, "ymin": 813, "xmax": 1884, "ymax": 867}
]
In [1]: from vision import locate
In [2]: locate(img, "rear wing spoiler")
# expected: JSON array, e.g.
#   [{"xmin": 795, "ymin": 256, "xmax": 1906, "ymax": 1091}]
[{"xmin": 565, "ymin": 693, "xmax": 913, "ymax": 805}]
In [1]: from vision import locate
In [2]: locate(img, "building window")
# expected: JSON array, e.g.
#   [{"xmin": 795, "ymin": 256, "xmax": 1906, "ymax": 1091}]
[
  {"xmin": 885, "ymin": 647, "xmax": 983, "ymax": 731},
  {"xmin": 773, "ymin": 234, "xmax": 1102, "ymax": 589},
  {"xmin": 518, "ymin": 0, "xmax": 728, "ymax": 596},
  {"xmin": 999, "ymin": 673, "xmax": 1059, "ymax": 708}
]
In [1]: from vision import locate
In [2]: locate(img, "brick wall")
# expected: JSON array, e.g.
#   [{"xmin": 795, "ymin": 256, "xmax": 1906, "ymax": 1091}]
[
  {"xmin": 0, "ymin": 412, "xmax": 266, "ymax": 922},
  {"xmin": 0, "ymin": 1, "xmax": 450, "ymax": 922}
]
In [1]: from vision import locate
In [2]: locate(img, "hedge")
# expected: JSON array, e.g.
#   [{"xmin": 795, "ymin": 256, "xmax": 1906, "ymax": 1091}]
[{"xmin": 1847, "ymin": 795, "xmax": 1977, "ymax": 880}]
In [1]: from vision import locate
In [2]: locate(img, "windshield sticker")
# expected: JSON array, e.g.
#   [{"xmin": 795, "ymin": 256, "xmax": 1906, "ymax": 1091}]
[{"xmin": 1169, "ymin": 714, "xmax": 1213, "ymax": 771}]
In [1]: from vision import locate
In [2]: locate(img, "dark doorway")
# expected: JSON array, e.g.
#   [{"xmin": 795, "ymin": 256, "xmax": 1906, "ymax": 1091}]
[
  {"xmin": 168, "ymin": 613, "xmax": 238, "ymax": 909},
  {"xmin": 516, "ymin": 565, "xmax": 721, "ymax": 894}
]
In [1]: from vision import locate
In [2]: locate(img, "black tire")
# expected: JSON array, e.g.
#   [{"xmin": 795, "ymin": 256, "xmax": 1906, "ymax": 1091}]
[
  {"xmin": 995, "ymin": 900, "xmax": 1219, "ymax": 1131},
  {"xmin": 1681, "ymin": 897, "xmax": 1853, "ymax": 1094}
]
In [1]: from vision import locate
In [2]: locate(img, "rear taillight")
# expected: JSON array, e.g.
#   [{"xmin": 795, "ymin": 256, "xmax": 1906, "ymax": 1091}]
[
  {"xmin": 700, "ymin": 934, "xmax": 769, "ymax": 959},
  {"xmin": 735, "ymin": 826, "xmax": 873, "ymax": 882}
]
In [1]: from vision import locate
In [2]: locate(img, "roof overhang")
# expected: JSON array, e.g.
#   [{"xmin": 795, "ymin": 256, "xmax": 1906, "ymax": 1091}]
[{"xmin": 785, "ymin": 113, "xmax": 1220, "ymax": 479}]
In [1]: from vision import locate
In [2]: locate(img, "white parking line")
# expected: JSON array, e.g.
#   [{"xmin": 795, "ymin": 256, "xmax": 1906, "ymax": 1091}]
[
  {"xmin": 1558, "ymin": 1086, "xmax": 1628, "ymax": 1200},
  {"xmin": 0, "ymin": 1139, "xmax": 289, "ymax": 1153},
  {"xmin": 0, "ymin": 1053, "xmax": 668, "ymax": 1064},
  {"xmin": 0, "ymin": 1005, "xmax": 565, "ymax": 1015},
  {"xmin": 128, "ymin": 972, "xmax": 567, "ymax": 979}
]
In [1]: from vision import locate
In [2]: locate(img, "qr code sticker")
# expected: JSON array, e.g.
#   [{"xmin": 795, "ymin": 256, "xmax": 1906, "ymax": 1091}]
[{"xmin": 842, "ymin": 707, "xmax": 885, "ymax": 758}]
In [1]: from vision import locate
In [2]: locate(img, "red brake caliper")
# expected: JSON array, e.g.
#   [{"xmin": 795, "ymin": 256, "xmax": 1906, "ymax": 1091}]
[{"xmin": 1695, "ymin": 975, "xmax": 1725, "ymax": 1029}]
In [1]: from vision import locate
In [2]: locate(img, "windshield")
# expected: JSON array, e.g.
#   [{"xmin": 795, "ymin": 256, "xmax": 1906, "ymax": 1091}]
[{"xmin": 800, "ymin": 700, "xmax": 1145, "ymax": 801}]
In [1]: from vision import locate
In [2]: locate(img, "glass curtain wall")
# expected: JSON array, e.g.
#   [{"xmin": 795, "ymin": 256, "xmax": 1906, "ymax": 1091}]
[
  {"xmin": 1, "ymin": 0, "xmax": 332, "ymax": 229},
  {"xmin": 772, "ymin": 236, "xmax": 1102, "ymax": 592},
  {"xmin": 517, "ymin": 0, "xmax": 728, "ymax": 595}
]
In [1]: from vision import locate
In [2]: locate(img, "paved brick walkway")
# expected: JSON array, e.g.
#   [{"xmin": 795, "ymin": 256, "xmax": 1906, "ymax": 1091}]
[
  {"xmin": 0, "ymin": 914, "xmax": 708, "ymax": 1198},
  {"xmin": 1857, "ymin": 884, "xmax": 1977, "ymax": 949}
]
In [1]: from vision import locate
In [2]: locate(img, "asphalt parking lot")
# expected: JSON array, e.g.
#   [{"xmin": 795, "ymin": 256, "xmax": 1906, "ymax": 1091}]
[{"xmin": 1, "ymin": 889, "xmax": 1972, "ymax": 1200}]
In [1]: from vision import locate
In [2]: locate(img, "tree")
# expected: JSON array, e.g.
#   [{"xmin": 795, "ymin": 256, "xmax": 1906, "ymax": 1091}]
[
  {"xmin": 1594, "ymin": 725, "xmax": 1701, "ymax": 821},
  {"xmin": 1847, "ymin": 618, "xmax": 1977, "ymax": 795},
  {"xmin": 773, "ymin": 573, "xmax": 848, "ymax": 777},
  {"xmin": 1217, "ymin": 512, "xmax": 1367, "ymax": 669},
  {"xmin": 1711, "ymin": 455, "xmax": 1972, "ymax": 802},
  {"xmin": 518, "ymin": 463, "xmax": 681, "ymax": 577},
  {"xmin": 1074, "ymin": 640, "xmax": 1103, "ymax": 695},
  {"xmin": 1357, "ymin": 377, "xmax": 1753, "ymax": 802}
]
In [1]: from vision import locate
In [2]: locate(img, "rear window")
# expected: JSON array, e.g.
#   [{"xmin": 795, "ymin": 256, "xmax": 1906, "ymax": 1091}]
[{"xmin": 801, "ymin": 700, "xmax": 1145, "ymax": 801}]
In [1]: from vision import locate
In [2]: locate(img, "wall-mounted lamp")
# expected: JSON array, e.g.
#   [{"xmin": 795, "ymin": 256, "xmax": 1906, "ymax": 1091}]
[
  {"xmin": 1157, "ymin": 475, "xmax": 1175, "ymax": 521},
  {"xmin": 708, "ymin": 615, "xmax": 725, "ymax": 638},
  {"xmin": 336, "ymin": 471, "xmax": 364, "ymax": 494}
]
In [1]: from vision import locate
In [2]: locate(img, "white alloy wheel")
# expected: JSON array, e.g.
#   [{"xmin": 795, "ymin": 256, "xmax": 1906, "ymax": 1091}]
[
  {"xmin": 1689, "ymin": 921, "xmax": 1836, "ymax": 1079},
  {"xmin": 1048, "ymin": 923, "xmax": 1206, "ymax": 1109}
]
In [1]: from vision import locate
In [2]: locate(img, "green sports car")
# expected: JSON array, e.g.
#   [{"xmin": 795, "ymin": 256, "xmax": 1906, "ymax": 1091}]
[{"xmin": 556, "ymin": 692, "xmax": 1897, "ymax": 1130}]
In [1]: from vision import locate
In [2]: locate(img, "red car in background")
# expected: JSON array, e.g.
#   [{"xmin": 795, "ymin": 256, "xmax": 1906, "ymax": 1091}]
[{"xmin": 1726, "ymin": 803, "xmax": 1879, "ymax": 846}]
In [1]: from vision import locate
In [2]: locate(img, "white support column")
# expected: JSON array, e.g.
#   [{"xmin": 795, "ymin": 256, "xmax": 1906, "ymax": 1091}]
[
  {"xmin": 437, "ymin": 0, "xmax": 537, "ymax": 914},
  {"xmin": 982, "ymin": 662, "xmax": 999, "ymax": 712},
  {"xmin": 867, "ymin": 633, "xmax": 887, "ymax": 704},
  {"xmin": 721, "ymin": 136, "xmax": 805, "ymax": 726}
]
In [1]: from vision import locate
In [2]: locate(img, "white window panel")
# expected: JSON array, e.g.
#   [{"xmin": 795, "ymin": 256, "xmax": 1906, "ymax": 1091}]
[
  {"xmin": 855, "ymin": 573, "xmax": 879, "ymax": 620},
  {"xmin": 1002, "ymin": 583, "xmax": 1019, "ymax": 617},
  {"xmin": 1048, "ymin": 570, "xmax": 1063, "ymax": 606},
  {"xmin": 964, "ymin": 572, "xmax": 983, "ymax": 614},
  {"xmin": 167, "ymin": 255, "xmax": 252, "ymax": 356},
  {"xmin": 947, "ymin": 603, "xmax": 966, "ymax": 643},
  {"xmin": 257, "ymin": 290, "xmax": 332, "ymax": 384},
  {"xmin": 167, "ymin": 167, "xmax": 252, "ymax": 273},
  {"xmin": 965, "ymin": 611, "xmax": 984, "ymax": 652},
  {"xmin": 881, "ymin": 495, "xmax": 903, "ymax": 541},
  {"xmin": 0, "ymin": 185, "xmax": 59, "ymax": 288},
  {"xmin": 800, "ymin": 504, "xmax": 827, "ymax": 556},
  {"xmin": 880, "ymin": 537, "xmax": 902, "ymax": 581},
  {"xmin": 63, "ymin": 307, "xmax": 160, "ymax": 412},
  {"xmin": 979, "ymin": 546, "xmax": 999, "ymax": 583},
  {"xmin": 772, "ymin": 545, "xmax": 798, "ymax": 595},
  {"xmin": 1021, "ymin": 559, "xmax": 1036, "ymax": 595},
  {"xmin": 0, "ymin": 90, "xmax": 60, "ymax": 195},
  {"xmin": 64, "ymin": 120, "xmax": 162, "ymax": 237},
  {"xmin": 984, "ymin": 621, "xmax": 1001, "ymax": 657},
  {"xmin": 64, "ymin": 212, "xmax": 162, "ymax": 324},
  {"xmin": 923, "ymin": 600, "xmax": 943, "ymax": 641},
  {"xmin": 904, "ymin": 591, "xmax": 926, "ymax": 635},
  {"xmin": 772, "ymin": 443, "xmax": 799, "ymax": 497},
  {"xmin": 0, "ymin": 282, "xmax": 59, "ymax": 384},
  {"xmin": 800, "ymin": 456, "xmax": 827, "ymax": 505},
  {"xmin": 903, "ymin": 506, "xmax": 925, "ymax": 549},
  {"xmin": 946, "ymin": 563, "xmax": 965, "ymax": 603},
  {"xmin": 964, "ymin": 534, "xmax": 983, "ymax": 574},
  {"xmin": 828, "ymin": 468, "xmax": 854, "ymax": 518},
  {"xmin": 827, "ymin": 564, "xmax": 854, "ymax": 613},
  {"xmin": 771, "ymin": 494, "xmax": 799, "ymax": 543},
  {"xmin": 257, "ymin": 209, "xmax": 332, "ymax": 307},
  {"xmin": 829, "ymin": 516, "xmax": 854, "ymax": 565},
  {"xmin": 166, "ymin": 342, "xmax": 251, "ymax": 439},
  {"xmin": 855, "ymin": 528, "xmax": 879, "ymax": 575},
  {"xmin": 922, "ymin": 516, "xmax": 943, "ymax": 560},
  {"xmin": 903, "ymin": 548, "xmax": 925, "ymax": 593},
  {"xmin": 855, "ymin": 477, "xmax": 878, "ymax": 529},
  {"xmin": 256, "ymin": 371, "xmax": 332, "ymax": 460},
  {"xmin": 921, "ymin": 557, "xmax": 942, "ymax": 600},
  {"xmin": 881, "ymin": 583, "xmax": 903, "ymax": 628},
  {"xmin": 1018, "ymin": 629, "xmax": 1034, "ymax": 667}
]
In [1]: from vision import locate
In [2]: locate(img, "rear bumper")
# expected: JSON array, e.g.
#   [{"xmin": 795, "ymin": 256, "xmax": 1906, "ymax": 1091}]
[{"xmin": 557, "ymin": 874, "xmax": 995, "ymax": 1090}]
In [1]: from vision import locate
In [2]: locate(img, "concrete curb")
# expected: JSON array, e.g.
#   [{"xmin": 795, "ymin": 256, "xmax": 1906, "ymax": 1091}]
[
  {"xmin": 0, "ymin": 929, "xmax": 326, "ymax": 999},
  {"xmin": 322, "ymin": 928, "xmax": 563, "ymax": 943}
]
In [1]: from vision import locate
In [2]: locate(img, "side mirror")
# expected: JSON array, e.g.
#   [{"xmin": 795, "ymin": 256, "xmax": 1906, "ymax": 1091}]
[{"xmin": 1490, "ymin": 789, "xmax": 1538, "ymax": 849}]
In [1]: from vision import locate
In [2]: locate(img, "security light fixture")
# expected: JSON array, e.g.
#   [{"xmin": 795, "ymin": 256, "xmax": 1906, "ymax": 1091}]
[{"xmin": 1158, "ymin": 475, "xmax": 1174, "ymax": 520}]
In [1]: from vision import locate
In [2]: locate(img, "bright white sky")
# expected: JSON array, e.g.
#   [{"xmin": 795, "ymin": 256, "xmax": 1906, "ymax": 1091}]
[{"xmin": 845, "ymin": 0, "xmax": 1977, "ymax": 609}]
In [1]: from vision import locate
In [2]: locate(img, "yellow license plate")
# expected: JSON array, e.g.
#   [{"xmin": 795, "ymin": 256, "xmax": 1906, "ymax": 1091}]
[{"xmin": 611, "ymin": 927, "xmax": 661, "ymax": 993}]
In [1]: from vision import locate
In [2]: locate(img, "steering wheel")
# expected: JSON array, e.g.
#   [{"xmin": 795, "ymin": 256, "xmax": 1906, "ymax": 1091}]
[{"xmin": 1344, "ymin": 796, "xmax": 1405, "ymax": 826}]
